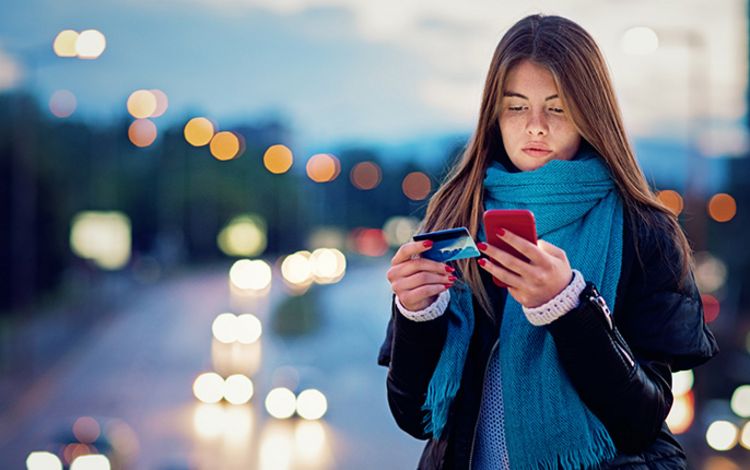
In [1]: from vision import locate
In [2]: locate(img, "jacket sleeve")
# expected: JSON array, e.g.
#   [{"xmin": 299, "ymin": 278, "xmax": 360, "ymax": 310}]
[
  {"xmin": 379, "ymin": 295, "xmax": 449, "ymax": 440},
  {"xmin": 546, "ymin": 295, "xmax": 673, "ymax": 454},
  {"xmin": 546, "ymin": 212, "xmax": 718, "ymax": 454}
]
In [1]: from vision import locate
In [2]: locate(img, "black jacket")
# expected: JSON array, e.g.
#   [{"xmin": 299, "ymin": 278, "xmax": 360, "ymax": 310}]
[{"xmin": 378, "ymin": 207, "xmax": 718, "ymax": 469}]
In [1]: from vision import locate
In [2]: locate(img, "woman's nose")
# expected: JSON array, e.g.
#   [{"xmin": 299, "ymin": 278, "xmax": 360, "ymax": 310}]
[{"xmin": 525, "ymin": 111, "xmax": 548, "ymax": 136}]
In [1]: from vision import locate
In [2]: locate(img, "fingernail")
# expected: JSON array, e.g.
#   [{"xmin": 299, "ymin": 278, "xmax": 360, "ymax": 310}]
[
  {"xmin": 423, "ymin": 240, "xmax": 433, "ymax": 248},
  {"xmin": 445, "ymin": 265, "xmax": 455, "ymax": 273},
  {"xmin": 477, "ymin": 242, "xmax": 488, "ymax": 251},
  {"xmin": 498, "ymin": 228, "xmax": 506, "ymax": 237},
  {"xmin": 444, "ymin": 284, "xmax": 453, "ymax": 289},
  {"xmin": 478, "ymin": 258, "xmax": 487, "ymax": 267},
  {"xmin": 448, "ymin": 275, "xmax": 457, "ymax": 282}
]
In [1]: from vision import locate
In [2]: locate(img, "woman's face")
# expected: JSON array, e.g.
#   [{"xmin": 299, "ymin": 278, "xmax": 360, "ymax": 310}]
[{"xmin": 498, "ymin": 60, "xmax": 581, "ymax": 172}]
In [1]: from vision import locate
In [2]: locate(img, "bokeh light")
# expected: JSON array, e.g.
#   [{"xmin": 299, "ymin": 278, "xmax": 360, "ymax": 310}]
[
  {"xmin": 149, "ymin": 89, "xmax": 169, "ymax": 117},
  {"xmin": 672, "ymin": 370, "xmax": 694, "ymax": 396},
  {"xmin": 701, "ymin": 294, "xmax": 720, "ymax": 323},
  {"xmin": 63, "ymin": 444, "xmax": 92, "ymax": 466},
  {"xmin": 264, "ymin": 144, "xmax": 294, "ymax": 174},
  {"xmin": 26, "ymin": 451, "xmax": 63, "ymax": 470},
  {"xmin": 665, "ymin": 391, "xmax": 694, "ymax": 434},
  {"xmin": 70, "ymin": 454, "xmax": 110, "ymax": 470},
  {"xmin": 70, "ymin": 211, "xmax": 131, "ymax": 270},
  {"xmin": 402, "ymin": 172, "xmax": 431, "ymax": 200},
  {"xmin": 53, "ymin": 30, "xmax": 79, "ymax": 57},
  {"xmin": 224, "ymin": 374, "xmax": 254, "ymax": 405},
  {"xmin": 740, "ymin": 421, "xmax": 750, "ymax": 449},
  {"xmin": 350, "ymin": 161, "xmax": 382, "ymax": 190},
  {"xmin": 266, "ymin": 387, "xmax": 297, "ymax": 419},
  {"xmin": 49, "ymin": 90, "xmax": 77, "ymax": 118},
  {"xmin": 731, "ymin": 385, "xmax": 750, "ymax": 417},
  {"xmin": 352, "ymin": 228, "xmax": 389, "ymax": 257},
  {"xmin": 307, "ymin": 228, "xmax": 346, "ymax": 251},
  {"xmin": 105, "ymin": 420, "xmax": 139, "ymax": 464},
  {"xmin": 706, "ymin": 420, "xmax": 739, "ymax": 451},
  {"xmin": 210, "ymin": 131, "xmax": 241, "ymax": 161},
  {"xmin": 126, "ymin": 90, "xmax": 157, "ymax": 119},
  {"xmin": 656, "ymin": 190, "xmax": 684, "ymax": 216},
  {"xmin": 306, "ymin": 154, "xmax": 340, "ymax": 183},
  {"xmin": 212, "ymin": 313, "xmax": 238, "ymax": 344},
  {"xmin": 281, "ymin": 251, "xmax": 314, "ymax": 287},
  {"xmin": 621, "ymin": 26, "xmax": 659, "ymax": 55},
  {"xmin": 217, "ymin": 215, "xmax": 267, "ymax": 257},
  {"xmin": 296, "ymin": 389, "xmax": 328, "ymax": 420},
  {"xmin": 75, "ymin": 29, "xmax": 107, "ymax": 59},
  {"xmin": 236, "ymin": 314, "xmax": 262, "ymax": 344},
  {"xmin": 184, "ymin": 117, "xmax": 215, "ymax": 146},
  {"xmin": 309, "ymin": 248, "xmax": 346, "ymax": 284},
  {"xmin": 193, "ymin": 372, "xmax": 225, "ymax": 404},
  {"xmin": 383, "ymin": 216, "xmax": 420, "ymax": 247},
  {"xmin": 694, "ymin": 252, "xmax": 728, "ymax": 294},
  {"xmin": 229, "ymin": 259, "xmax": 272, "ymax": 291},
  {"xmin": 128, "ymin": 119, "xmax": 157, "ymax": 148},
  {"xmin": 708, "ymin": 193, "xmax": 737, "ymax": 222},
  {"xmin": 73, "ymin": 416, "xmax": 101, "ymax": 444}
]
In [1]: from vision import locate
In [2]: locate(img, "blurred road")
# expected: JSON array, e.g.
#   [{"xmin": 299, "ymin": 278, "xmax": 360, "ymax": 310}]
[{"xmin": 0, "ymin": 259, "xmax": 423, "ymax": 469}]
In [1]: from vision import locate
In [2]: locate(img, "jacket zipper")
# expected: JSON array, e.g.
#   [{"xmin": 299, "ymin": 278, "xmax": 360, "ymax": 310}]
[
  {"xmin": 467, "ymin": 338, "xmax": 500, "ymax": 470},
  {"xmin": 588, "ymin": 293, "xmax": 635, "ymax": 369}
]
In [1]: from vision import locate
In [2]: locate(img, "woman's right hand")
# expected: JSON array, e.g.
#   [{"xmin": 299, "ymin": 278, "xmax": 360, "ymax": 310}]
[{"xmin": 387, "ymin": 240, "xmax": 456, "ymax": 311}]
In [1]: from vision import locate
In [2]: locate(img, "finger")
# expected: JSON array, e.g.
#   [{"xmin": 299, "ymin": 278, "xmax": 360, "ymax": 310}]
[
  {"xmin": 477, "ymin": 241, "xmax": 533, "ymax": 277},
  {"xmin": 537, "ymin": 239, "xmax": 566, "ymax": 260},
  {"xmin": 394, "ymin": 271, "xmax": 455, "ymax": 292},
  {"xmin": 391, "ymin": 240, "xmax": 436, "ymax": 265},
  {"xmin": 390, "ymin": 257, "xmax": 454, "ymax": 282},
  {"xmin": 477, "ymin": 257, "xmax": 522, "ymax": 288},
  {"xmin": 496, "ymin": 229, "xmax": 545, "ymax": 264},
  {"xmin": 398, "ymin": 284, "xmax": 451, "ymax": 308}
]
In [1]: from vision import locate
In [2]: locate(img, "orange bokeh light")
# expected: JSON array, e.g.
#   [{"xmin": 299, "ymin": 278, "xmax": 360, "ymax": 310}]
[
  {"xmin": 351, "ymin": 161, "xmax": 382, "ymax": 190},
  {"xmin": 263, "ymin": 144, "xmax": 293, "ymax": 174},
  {"xmin": 708, "ymin": 193, "xmax": 737, "ymax": 223},
  {"xmin": 128, "ymin": 119, "xmax": 157, "ymax": 147},
  {"xmin": 210, "ymin": 131, "xmax": 240, "ymax": 161},
  {"xmin": 73, "ymin": 416, "xmax": 101, "ymax": 444},
  {"xmin": 666, "ymin": 391, "xmax": 694, "ymax": 434},
  {"xmin": 657, "ymin": 190, "xmax": 684, "ymax": 216},
  {"xmin": 306, "ymin": 154, "xmax": 340, "ymax": 183},
  {"xmin": 184, "ymin": 117, "xmax": 215, "ymax": 147},
  {"xmin": 402, "ymin": 172, "xmax": 431, "ymax": 201}
]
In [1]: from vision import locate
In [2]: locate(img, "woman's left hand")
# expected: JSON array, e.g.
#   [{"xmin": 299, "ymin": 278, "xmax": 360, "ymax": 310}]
[{"xmin": 477, "ymin": 229, "xmax": 572, "ymax": 308}]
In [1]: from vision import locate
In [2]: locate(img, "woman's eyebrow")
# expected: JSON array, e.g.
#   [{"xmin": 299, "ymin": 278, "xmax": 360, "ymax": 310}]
[{"xmin": 503, "ymin": 91, "xmax": 559, "ymax": 101}]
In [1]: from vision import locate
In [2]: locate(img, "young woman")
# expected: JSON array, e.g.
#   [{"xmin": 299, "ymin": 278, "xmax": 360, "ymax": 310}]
[{"xmin": 378, "ymin": 14, "xmax": 718, "ymax": 469}]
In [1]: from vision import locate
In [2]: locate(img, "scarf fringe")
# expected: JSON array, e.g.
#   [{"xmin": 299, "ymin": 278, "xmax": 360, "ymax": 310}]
[
  {"xmin": 520, "ymin": 426, "xmax": 617, "ymax": 470},
  {"xmin": 422, "ymin": 374, "xmax": 462, "ymax": 439}
]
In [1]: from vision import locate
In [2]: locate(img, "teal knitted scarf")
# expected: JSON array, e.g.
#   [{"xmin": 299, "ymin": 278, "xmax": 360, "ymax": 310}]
[{"xmin": 423, "ymin": 150, "xmax": 623, "ymax": 468}]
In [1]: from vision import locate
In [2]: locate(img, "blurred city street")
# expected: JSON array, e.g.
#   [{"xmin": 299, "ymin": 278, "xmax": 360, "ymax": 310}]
[{"xmin": 0, "ymin": 259, "xmax": 422, "ymax": 469}]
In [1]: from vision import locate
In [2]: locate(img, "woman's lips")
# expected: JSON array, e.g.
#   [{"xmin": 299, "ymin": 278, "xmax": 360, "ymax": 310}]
[{"xmin": 522, "ymin": 148, "xmax": 552, "ymax": 157}]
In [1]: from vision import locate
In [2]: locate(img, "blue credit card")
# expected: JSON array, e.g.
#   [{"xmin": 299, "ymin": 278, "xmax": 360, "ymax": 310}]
[{"xmin": 412, "ymin": 227, "xmax": 481, "ymax": 262}]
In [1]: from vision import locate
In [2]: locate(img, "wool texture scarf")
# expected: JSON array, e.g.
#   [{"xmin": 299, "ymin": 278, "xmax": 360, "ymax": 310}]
[{"xmin": 422, "ymin": 150, "xmax": 623, "ymax": 468}]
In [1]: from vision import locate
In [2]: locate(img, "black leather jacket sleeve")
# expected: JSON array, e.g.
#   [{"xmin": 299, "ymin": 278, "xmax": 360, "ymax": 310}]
[
  {"xmin": 384, "ymin": 297, "xmax": 449, "ymax": 440},
  {"xmin": 546, "ymin": 210, "xmax": 718, "ymax": 455},
  {"xmin": 546, "ymin": 292, "xmax": 673, "ymax": 454}
]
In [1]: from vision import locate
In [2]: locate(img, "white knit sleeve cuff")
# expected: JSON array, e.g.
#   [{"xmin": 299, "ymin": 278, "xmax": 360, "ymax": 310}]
[
  {"xmin": 395, "ymin": 289, "xmax": 450, "ymax": 322},
  {"xmin": 522, "ymin": 270, "xmax": 586, "ymax": 326}
]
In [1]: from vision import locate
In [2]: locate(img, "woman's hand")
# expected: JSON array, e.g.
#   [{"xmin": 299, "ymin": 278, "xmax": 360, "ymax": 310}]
[
  {"xmin": 476, "ymin": 229, "xmax": 572, "ymax": 308},
  {"xmin": 387, "ymin": 240, "xmax": 457, "ymax": 311}
]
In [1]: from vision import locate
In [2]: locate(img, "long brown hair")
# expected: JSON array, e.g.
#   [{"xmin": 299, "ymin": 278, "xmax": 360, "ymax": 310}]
[{"xmin": 420, "ymin": 14, "xmax": 693, "ymax": 317}]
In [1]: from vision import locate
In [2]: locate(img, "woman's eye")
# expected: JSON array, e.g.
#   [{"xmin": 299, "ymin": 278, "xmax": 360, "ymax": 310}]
[
  {"xmin": 508, "ymin": 106, "xmax": 525, "ymax": 111},
  {"xmin": 548, "ymin": 107, "xmax": 564, "ymax": 114}
]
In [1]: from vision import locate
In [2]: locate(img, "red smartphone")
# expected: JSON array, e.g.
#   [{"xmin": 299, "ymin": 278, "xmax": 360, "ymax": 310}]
[{"xmin": 483, "ymin": 209, "xmax": 538, "ymax": 288}]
